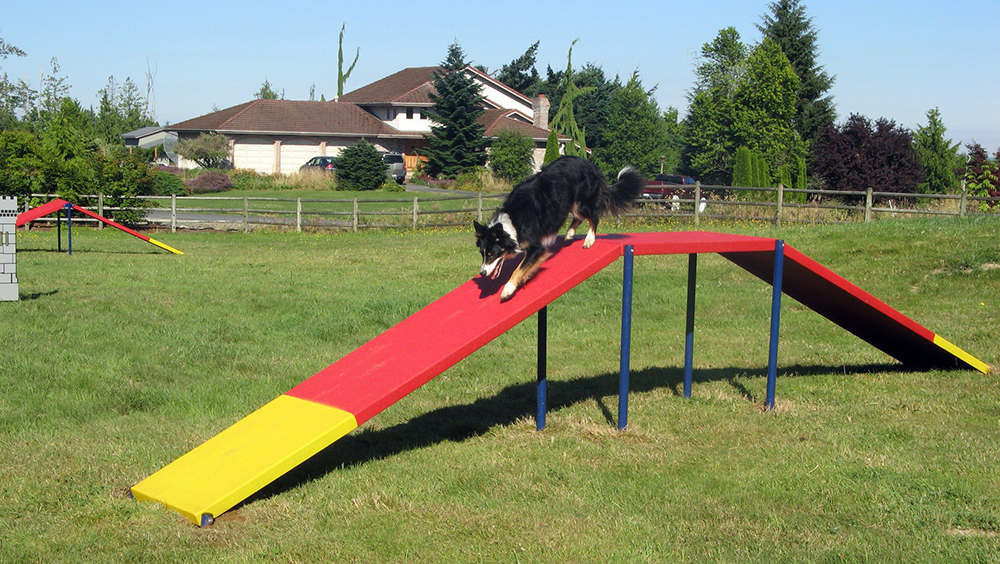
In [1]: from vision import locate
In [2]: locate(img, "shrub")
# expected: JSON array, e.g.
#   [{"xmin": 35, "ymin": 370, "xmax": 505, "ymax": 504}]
[
  {"xmin": 381, "ymin": 178, "xmax": 405, "ymax": 192},
  {"xmin": 489, "ymin": 130, "xmax": 535, "ymax": 183},
  {"xmin": 335, "ymin": 141, "xmax": 387, "ymax": 191},
  {"xmin": 185, "ymin": 171, "xmax": 233, "ymax": 194},
  {"xmin": 151, "ymin": 170, "xmax": 187, "ymax": 196}
]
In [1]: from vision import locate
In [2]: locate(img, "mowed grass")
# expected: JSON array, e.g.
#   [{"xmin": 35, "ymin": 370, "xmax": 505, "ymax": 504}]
[{"xmin": 1, "ymin": 217, "xmax": 998, "ymax": 562}]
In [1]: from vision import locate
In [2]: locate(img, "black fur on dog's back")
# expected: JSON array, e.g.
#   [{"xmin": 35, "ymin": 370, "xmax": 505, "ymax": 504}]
[{"xmin": 500, "ymin": 155, "xmax": 643, "ymax": 242}]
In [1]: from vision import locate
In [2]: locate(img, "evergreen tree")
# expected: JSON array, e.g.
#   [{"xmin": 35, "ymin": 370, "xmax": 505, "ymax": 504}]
[
  {"xmin": 682, "ymin": 31, "xmax": 803, "ymax": 185},
  {"xmin": 912, "ymin": 108, "xmax": 961, "ymax": 194},
  {"xmin": 543, "ymin": 129, "xmax": 560, "ymax": 164},
  {"xmin": 548, "ymin": 39, "xmax": 593, "ymax": 158},
  {"xmin": 336, "ymin": 140, "xmax": 387, "ymax": 191},
  {"xmin": 496, "ymin": 41, "xmax": 541, "ymax": 94},
  {"xmin": 758, "ymin": 0, "xmax": 836, "ymax": 152},
  {"xmin": 733, "ymin": 146, "xmax": 753, "ymax": 187},
  {"xmin": 254, "ymin": 79, "xmax": 282, "ymax": 100},
  {"xmin": 593, "ymin": 72, "xmax": 668, "ymax": 176},
  {"xmin": 337, "ymin": 23, "xmax": 359, "ymax": 98},
  {"xmin": 424, "ymin": 42, "xmax": 487, "ymax": 178}
]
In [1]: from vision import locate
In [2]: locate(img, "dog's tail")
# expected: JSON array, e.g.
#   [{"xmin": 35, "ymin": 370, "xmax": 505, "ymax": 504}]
[{"xmin": 602, "ymin": 166, "xmax": 646, "ymax": 214}]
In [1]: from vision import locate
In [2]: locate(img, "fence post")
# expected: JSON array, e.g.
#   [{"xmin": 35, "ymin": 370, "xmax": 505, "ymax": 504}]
[
  {"xmin": 776, "ymin": 183, "xmax": 784, "ymax": 227},
  {"xmin": 693, "ymin": 181, "xmax": 702, "ymax": 225},
  {"xmin": 865, "ymin": 187, "xmax": 873, "ymax": 223},
  {"xmin": 296, "ymin": 198, "xmax": 302, "ymax": 232},
  {"xmin": 352, "ymin": 197, "xmax": 359, "ymax": 232},
  {"xmin": 98, "ymin": 193, "xmax": 105, "ymax": 229},
  {"xmin": 413, "ymin": 196, "xmax": 419, "ymax": 229},
  {"xmin": 959, "ymin": 182, "xmax": 968, "ymax": 218},
  {"xmin": 243, "ymin": 196, "xmax": 249, "ymax": 232},
  {"xmin": 477, "ymin": 193, "xmax": 483, "ymax": 223},
  {"xmin": 170, "ymin": 194, "xmax": 177, "ymax": 233}
]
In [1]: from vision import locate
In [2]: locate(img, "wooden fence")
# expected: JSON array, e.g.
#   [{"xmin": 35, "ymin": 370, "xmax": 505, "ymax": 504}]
[{"xmin": 21, "ymin": 183, "xmax": 998, "ymax": 233}]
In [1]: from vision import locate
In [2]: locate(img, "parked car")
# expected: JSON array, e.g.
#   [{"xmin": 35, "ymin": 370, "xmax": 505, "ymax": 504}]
[
  {"xmin": 300, "ymin": 156, "xmax": 337, "ymax": 172},
  {"xmin": 640, "ymin": 174, "xmax": 696, "ymax": 199},
  {"xmin": 382, "ymin": 152, "xmax": 406, "ymax": 184}
]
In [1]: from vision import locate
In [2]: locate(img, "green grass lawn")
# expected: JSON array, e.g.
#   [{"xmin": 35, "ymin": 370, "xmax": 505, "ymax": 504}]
[{"xmin": 2, "ymin": 218, "xmax": 998, "ymax": 562}]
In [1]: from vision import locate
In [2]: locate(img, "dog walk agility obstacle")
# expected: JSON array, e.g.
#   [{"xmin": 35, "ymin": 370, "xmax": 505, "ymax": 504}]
[
  {"xmin": 16, "ymin": 198, "xmax": 183, "ymax": 255},
  {"xmin": 130, "ymin": 231, "xmax": 987, "ymax": 526}
]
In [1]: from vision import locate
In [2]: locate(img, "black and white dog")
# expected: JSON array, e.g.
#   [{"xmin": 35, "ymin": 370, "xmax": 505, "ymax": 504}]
[{"xmin": 474, "ymin": 156, "xmax": 645, "ymax": 300}]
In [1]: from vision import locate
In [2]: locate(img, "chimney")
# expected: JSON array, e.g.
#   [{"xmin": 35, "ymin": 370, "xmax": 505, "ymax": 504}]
[{"xmin": 532, "ymin": 95, "xmax": 550, "ymax": 130}]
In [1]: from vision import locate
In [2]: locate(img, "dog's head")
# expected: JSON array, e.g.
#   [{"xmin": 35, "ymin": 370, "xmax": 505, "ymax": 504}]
[{"xmin": 474, "ymin": 220, "xmax": 517, "ymax": 279}]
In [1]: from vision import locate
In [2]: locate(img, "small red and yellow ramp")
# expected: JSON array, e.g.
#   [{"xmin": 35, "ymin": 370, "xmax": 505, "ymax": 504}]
[
  {"xmin": 16, "ymin": 198, "xmax": 182, "ymax": 254},
  {"xmin": 131, "ymin": 232, "xmax": 987, "ymax": 525}
]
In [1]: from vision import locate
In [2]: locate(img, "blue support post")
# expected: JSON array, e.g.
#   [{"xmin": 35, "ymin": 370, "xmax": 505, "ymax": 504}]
[
  {"xmin": 618, "ymin": 245, "xmax": 634, "ymax": 430},
  {"xmin": 765, "ymin": 240, "xmax": 785, "ymax": 410},
  {"xmin": 536, "ymin": 306, "xmax": 547, "ymax": 431},
  {"xmin": 684, "ymin": 253, "xmax": 697, "ymax": 398},
  {"xmin": 64, "ymin": 203, "xmax": 73, "ymax": 255}
]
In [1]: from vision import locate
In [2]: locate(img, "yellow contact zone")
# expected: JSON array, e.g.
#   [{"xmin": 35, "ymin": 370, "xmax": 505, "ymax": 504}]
[
  {"xmin": 148, "ymin": 238, "xmax": 184, "ymax": 255},
  {"xmin": 131, "ymin": 395, "xmax": 357, "ymax": 525},
  {"xmin": 933, "ymin": 335, "xmax": 990, "ymax": 374}
]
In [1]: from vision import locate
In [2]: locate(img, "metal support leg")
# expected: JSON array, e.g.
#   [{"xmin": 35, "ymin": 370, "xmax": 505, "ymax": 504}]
[
  {"xmin": 537, "ymin": 306, "xmax": 547, "ymax": 431},
  {"xmin": 684, "ymin": 253, "xmax": 697, "ymax": 398},
  {"xmin": 618, "ymin": 245, "xmax": 634, "ymax": 430},
  {"xmin": 64, "ymin": 203, "xmax": 73, "ymax": 255},
  {"xmin": 766, "ymin": 240, "xmax": 785, "ymax": 410}
]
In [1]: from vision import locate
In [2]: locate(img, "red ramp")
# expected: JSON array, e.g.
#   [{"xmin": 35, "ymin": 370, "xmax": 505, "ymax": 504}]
[
  {"xmin": 16, "ymin": 198, "xmax": 182, "ymax": 254},
  {"xmin": 131, "ymin": 232, "xmax": 987, "ymax": 525}
]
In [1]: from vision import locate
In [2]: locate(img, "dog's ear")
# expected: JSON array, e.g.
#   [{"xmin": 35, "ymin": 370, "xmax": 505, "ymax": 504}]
[{"xmin": 473, "ymin": 220, "xmax": 486, "ymax": 237}]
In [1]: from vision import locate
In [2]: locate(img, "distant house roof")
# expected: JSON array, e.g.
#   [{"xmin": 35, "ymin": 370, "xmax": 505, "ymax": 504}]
[
  {"xmin": 166, "ymin": 99, "xmax": 408, "ymax": 138},
  {"xmin": 338, "ymin": 67, "xmax": 438, "ymax": 106},
  {"xmin": 478, "ymin": 109, "xmax": 554, "ymax": 141}
]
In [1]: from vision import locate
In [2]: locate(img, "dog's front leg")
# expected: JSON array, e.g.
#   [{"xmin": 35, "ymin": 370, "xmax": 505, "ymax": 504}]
[{"xmin": 501, "ymin": 245, "xmax": 551, "ymax": 300}]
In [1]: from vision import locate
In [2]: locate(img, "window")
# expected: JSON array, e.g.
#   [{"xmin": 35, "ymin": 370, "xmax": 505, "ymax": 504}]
[{"xmin": 406, "ymin": 107, "xmax": 414, "ymax": 119}]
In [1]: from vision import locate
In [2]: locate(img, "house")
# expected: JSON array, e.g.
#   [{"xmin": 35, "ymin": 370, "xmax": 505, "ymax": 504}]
[{"xmin": 153, "ymin": 66, "xmax": 556, "ymax": 176}]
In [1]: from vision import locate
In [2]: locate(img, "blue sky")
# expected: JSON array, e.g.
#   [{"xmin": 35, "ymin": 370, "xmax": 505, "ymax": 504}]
[{"xmin": 3, "ymin": 0, "xmax": 998, "ymax": 151}]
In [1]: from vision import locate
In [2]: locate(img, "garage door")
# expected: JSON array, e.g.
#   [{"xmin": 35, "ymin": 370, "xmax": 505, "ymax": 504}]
[
  {"xmin": 280, "ymin": 139, "xmax": 322, "ymax": 175},
  {"xmin": 232, "ymin": 137, "xmax": 274, "ymax": 174}
]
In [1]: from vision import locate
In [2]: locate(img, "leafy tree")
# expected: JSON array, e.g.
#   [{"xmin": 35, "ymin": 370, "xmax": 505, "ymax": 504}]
[
  {"xmin": 732, "ymin": 38, "xmax": 804, "ymax": 175},
  {"xmin": 94, "ymin": 151, "xmax": 155, "ymax": 223},
  {"xmin": 593, "ymin": 72, "xmax": 669, "ymax": 176},
  {"xmin": 912, "ymin": 108, "xmax": 961, "ymax": 194},
  {"xmin": 758, "ymin": 0, "xmax": 836, "ymax": 152},
  {"xmin": 0, "ymin": 129, "xmax": 44, "ymax": 200},
  {"xmin": 683, "ymin": 31, "xmax": 803, "ymax": 185},
  {"xmin": 254, "ymin": 79, "xmax": 283, "ymax": 100},
  {"xmin": 496, "ymin": 41, "xmax": 541, "ymax": 94},
  {"xmin": 488, "ymin": 129, "xmax": 535, "ymax": 183},
  {"xmin": 174, "ymin": 132, "xmax": 231, "ymax": 168},
  {"xmin": 812, "ymin": 113, "xmax": 924, "ymax": 199},
  {"xmin": 960, "ymin": 143, "xmax": 999, "ymax": 208},
  {"xmin": 96, "ymin": 76, "xmax": 154, "ymax": 145},
  {"xmin": 337, "ymin": 23, "xmax": 359, "ymax": 98},
  {"xmin": 0, "ymin": 36, "xmax": 26, "ymax": 59},
  {"xmin": 424, "ymin": 42, "xmax": 487, "ymax": 178},
  {"xmin": 41, "ymin": 98, "xmax": 90, "ymax": 159},
  {"xmin": 335, "ymin": 140, "xmax": 387, "ymax": 191}
]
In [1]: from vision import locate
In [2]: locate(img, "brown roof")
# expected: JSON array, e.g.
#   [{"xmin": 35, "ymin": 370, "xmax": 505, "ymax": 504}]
[
  {"xmin": 166, "ymin": 99, "xmax": 401, "ymax": 137},
  {"xmin": 479, "ymin": 109, "xmax": 563, "ymax": 141},
  {"xmin": 338, "ymin": 67, "xmax": 439, "ymax": 105}
]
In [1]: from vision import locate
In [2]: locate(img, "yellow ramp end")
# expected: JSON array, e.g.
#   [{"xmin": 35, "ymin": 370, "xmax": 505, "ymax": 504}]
[
  {"xmin": 148, "ymin": 238, "xmax": 184, "ymax": 255},
  {"xmin": 933, "ymin": 335, "xmax": 991, "ymax": 374},
  {"xmin": 131, "ymin": 395, "xmax": 357, "ymax": 526}
]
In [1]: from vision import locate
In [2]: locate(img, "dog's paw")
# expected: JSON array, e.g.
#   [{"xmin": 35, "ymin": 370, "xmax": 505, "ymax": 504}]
[
  {"xmin": 500, "ymin": 282, "xmax": 517, "ymax": 301},
  {"xmin": 565, "ymin": 227, "xmax": 576, "ymax": 239},
  {"xmin": 583, "ymin": 232, "xmax": 596, "ymax": 248}
]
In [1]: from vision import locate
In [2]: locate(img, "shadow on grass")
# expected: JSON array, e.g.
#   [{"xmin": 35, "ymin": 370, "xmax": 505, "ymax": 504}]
[{"xmin": 246, "ymin": 361, "xmax": 900, "ymax": 506}]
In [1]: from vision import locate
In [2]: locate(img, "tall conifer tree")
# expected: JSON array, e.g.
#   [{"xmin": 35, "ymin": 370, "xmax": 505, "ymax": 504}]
[
  {"xmin": 424, "ymin": 42, "xmax": 487, "ymax": 178},
  {"xmin": 758, "ymin": 0, "xmax": 836, "ymax": 152}
]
